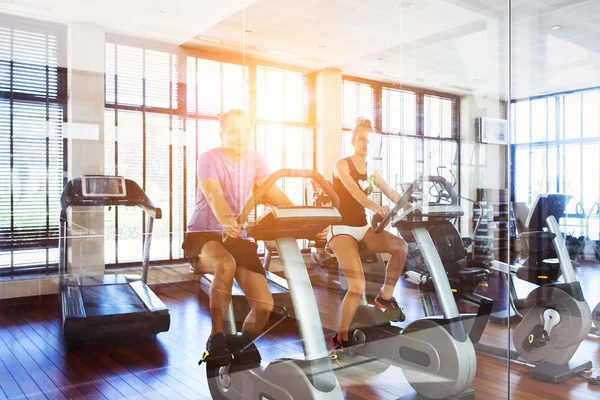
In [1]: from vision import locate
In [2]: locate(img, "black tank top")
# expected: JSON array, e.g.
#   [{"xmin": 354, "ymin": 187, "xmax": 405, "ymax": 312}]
[{"xmin": 333, "ymin": 157, "xmax": 372, "ymax": 226}]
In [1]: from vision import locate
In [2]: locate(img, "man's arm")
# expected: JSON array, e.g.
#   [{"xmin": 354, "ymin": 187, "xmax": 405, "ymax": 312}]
[
  {"xmin": 199, "ymin": 178, "xmax": 242, "ymax": 237},
  {"xmin": 198, "ymin": 178, "xmax": 234, "ymax": 224},
  {"xmin": 257, "ymin": 177, "xmax": 295, "ymax": 207},
  {"xmin": 254, "ymin": 152, "xmax": 295, "ymax": 207}
]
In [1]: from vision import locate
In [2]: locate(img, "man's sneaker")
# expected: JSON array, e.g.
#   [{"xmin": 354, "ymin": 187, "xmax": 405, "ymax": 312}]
[
  {"xmin": 329, "ymin": 333, "xmax": 352, "ymax": 368},
  {"xmin": 206, "ymin": 332, "xmax": 232, "ymax": 366},
  {"xmin": 374, "ymin": 293, "xmax": 406, "ymax": 322}
]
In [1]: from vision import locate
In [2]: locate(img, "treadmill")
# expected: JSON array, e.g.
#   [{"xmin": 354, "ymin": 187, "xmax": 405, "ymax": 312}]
[{"xmin": 59, "ymin": 175, "xmax": 170, "ymax": 341}]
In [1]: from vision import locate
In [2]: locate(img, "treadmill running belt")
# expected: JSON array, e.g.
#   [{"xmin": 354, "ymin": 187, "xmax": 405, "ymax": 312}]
[{"xmin": 81, "ymin": 284, "xmax": 147, "ymax": 317}]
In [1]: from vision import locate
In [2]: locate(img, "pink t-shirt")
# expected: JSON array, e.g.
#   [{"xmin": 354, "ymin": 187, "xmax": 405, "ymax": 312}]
[{"xmin": 187, "ymin": 147, "xmax": 270, "ymax": 233}]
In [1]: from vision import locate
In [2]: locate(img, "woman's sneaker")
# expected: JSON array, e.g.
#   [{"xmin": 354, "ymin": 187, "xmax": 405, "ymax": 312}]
[
  {"xmin": 374, "ymin": 294, "xmax": 406, "ymax": 322},
  {"xmin": 330, "ymin": 333, "xmax": 352, "ymax": 368},
  {"xmin": 206, "ymin": 332, "xmax": 232, "ymax": 366}
]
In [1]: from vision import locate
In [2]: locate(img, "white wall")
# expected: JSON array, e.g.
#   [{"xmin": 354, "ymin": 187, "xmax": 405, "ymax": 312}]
[
  {"xmin": 315, "ymin": 69, "xmax": 343, "ymax": 181},
  {"xmin": 459, "ymin": 94, "xmax": 508, "ymax": 235}
]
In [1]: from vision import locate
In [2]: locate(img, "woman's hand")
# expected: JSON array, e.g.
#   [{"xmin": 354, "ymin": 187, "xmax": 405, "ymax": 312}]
[
  {"xmin": 222, "ymin": 216, "xmax": 242, "ymax": 238},
  {"xmin": 371, "ymin": 205, "xmax": 392, "ymax": 218},
  {"xmin": 316, "ymin": 225, "xmax": 331, "ymax": 240}
]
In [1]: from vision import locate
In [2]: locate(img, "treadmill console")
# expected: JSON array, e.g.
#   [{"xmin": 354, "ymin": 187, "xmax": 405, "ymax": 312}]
[
  {"xmin": 60, "ymin": 176, "xmax": 161, "ymax": 219},
  {"xmin": 81, "ymin": 175, "xmax": 127, "ymax": 198}
]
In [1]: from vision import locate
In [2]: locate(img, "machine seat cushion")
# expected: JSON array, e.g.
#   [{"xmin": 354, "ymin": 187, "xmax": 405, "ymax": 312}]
[
  {"xmin": 520, "ymin": 231, "xmax": 556, "ymax": 241},
  {"xmin": 448, "ymin": 267, "xmax": 488, "ymax": 280}
]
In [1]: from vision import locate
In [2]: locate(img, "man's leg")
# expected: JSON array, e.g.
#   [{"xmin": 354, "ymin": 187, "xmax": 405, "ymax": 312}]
[
  {"xmin": 198, "ymin": 241, "xmax": 237, "ymax": 335},
  {"xmin": 235, "ymin": 267, "xmax": 274, "ymax": 339}
]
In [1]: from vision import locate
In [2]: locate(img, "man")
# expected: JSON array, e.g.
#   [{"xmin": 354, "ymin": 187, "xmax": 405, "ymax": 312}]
[{"xmin": 183, "ymin": 109, "xmax": 293, "ymax": 365}]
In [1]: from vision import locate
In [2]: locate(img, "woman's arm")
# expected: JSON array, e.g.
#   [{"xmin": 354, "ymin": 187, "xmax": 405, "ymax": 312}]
[{"xmin": 373, "ymin": 171, "xmax": 402, "ymax": 203}]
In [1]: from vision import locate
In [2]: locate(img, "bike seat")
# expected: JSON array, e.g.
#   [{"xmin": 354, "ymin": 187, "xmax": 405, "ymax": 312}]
[{"xmin": 448, "ymin": 267, "xmax": 488, "ymax": 280}]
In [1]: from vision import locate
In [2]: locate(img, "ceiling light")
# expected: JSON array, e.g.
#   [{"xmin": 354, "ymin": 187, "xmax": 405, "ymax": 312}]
[
  {"xmin": 428, "ymin": 69, "xmax": 435, "ymax": 73},
  {"xmin": 396, "ymin": 2, "xmax": 414, "ymax": 9},
  {"xmin": 245, "ymin": 29, "xmax": 252, "ymax": 34},
  {"xmin": 378, "ymin": 57, "xmax": 384, "ymax": 61},
  {"xmin": 318, "ymin": 45, "xmax": 325, "ymax": 49},
  {"xmin": 551, "ymin": 25, "xmax": 561, "ymax": 30},
  {"xmin": 156, "ymin": 11, "xmax": 166, "ymax": 15}
]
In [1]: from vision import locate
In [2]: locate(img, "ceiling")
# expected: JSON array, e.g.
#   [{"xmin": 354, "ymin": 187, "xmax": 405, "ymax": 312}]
[{"xmin": 2, "ymin": 0, "xmax": 599, "ymax": 99}]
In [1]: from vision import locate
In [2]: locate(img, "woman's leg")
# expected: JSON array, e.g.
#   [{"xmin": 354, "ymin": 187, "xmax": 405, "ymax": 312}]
[
  {"xmin": 234, "ymin": 267, "xmax": 275, "ymax": 339},
  {"xmin": 329, "ymin": 235, "xmax": 364, "ymax": 341},
  {"xmin": 361, "ymin": 229, "xmax": 408, "ymax": 299}
]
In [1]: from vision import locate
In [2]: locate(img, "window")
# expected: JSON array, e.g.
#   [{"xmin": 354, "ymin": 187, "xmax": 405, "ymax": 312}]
[
  {"xmin": 0, "ymin": 16, "xmax": 66, "ymax": 275},
  {"xmin": 511, "ymin": 88, "xmax": 600, "ymax": 237},
  {"xmin": 342, "ymin": 77, "xmax": 460, "ymax": 208},
  {"xmin": 106, "ymin": 42, "xmax": 315, "ymax": 266},
  {"xmin": 255, "ymin": 65, "xmax": 312, "ymax": 205},
  {"xmin": 105, "ymin": 42, "xmax": 181, "ymax": 264}
]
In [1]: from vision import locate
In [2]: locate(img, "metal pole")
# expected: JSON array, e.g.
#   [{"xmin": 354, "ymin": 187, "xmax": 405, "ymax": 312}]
[
  {"xmin": 546, "ymin": 215, "xmax": 576, "ymax": 283},
  {"xmin": 413, "ymin": 227, "xmax": 460, "ymax": 319},
  {"xmin": 276, "ymin": 237, "xmax": 329, "ymax": 361},
  {"xmin": 141, "ymin": 215, "xmax": 154, "ymax": 283}
]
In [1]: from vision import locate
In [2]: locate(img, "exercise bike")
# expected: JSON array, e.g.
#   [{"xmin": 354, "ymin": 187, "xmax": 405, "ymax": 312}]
[
  {"xmin": 477, "ymin": 194, "xmax": 593, "ymax": 383},
  {"xmin": 395, "ymin": 176, "xmax": 494, "ymax": 344},
  {"xmin": 199, "ymin": 169, "xmax": 344, "ymax": 400},
  {"xmin": 340, "ymin": 177, "xmax": 487, "ymax": 400}
]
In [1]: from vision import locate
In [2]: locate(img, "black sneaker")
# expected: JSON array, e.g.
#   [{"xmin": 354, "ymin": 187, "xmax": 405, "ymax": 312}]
[
  {"xmin": 206, "ymin": 332, "xmax": 232, "ymax": 366},
  {"xmin": 330, "ymin": 333, "xmax": 352, "ymax": 368},
  {"xmin": 374, "ymin": 294, "xmax": 406, "ymax": 322}
]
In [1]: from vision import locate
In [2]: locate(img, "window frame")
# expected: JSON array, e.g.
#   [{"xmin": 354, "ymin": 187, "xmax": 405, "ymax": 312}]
[
  {"xmin": 103, "ymin": 36, "xmax": 317, "ymax": 268},
  {"xmin": 341, "ymin": 75, "xmax": 461, "ymax": 196}
]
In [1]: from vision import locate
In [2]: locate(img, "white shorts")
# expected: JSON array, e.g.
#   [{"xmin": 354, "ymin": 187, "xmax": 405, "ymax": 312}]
[{"xmin": 326, "ymin": 224, "xmax": 371, "ymax": 244}]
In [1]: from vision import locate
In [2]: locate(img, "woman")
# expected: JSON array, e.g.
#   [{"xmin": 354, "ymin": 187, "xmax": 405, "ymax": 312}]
[
  {"xmin": 327, "ymin": 118, "xmax": 408, "ymax": 362},
  {"xmin": 183, "ymin": 109, "xmax": 293, "ymax": 365}
]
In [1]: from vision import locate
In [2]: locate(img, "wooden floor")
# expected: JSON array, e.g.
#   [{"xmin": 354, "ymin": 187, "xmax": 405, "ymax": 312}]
[{"xmin": 1, "ymin": 261, "xmax": 600, "ymax": 399}]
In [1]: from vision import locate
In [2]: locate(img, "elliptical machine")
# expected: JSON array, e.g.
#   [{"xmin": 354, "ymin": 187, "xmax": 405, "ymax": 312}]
[
  {"xmin": 339, "ymin": 177, "xmax": 487, "ymax": 400},
  {"xmin": 199, "ymin": 170, "xmax": 344, "ymax": 400}
]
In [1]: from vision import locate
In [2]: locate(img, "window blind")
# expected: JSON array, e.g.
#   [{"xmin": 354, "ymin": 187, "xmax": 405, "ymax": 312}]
[
  {"xmin": 342, "ymin": 77, "xmax": 460, "ymax": 208},
  {"xmin": 0, "ymin": 17, "xmax": 66, "ymax": 275},
  {"xmin": 105, "ymin": 42, "xmax": 179, "ymax": 264}
]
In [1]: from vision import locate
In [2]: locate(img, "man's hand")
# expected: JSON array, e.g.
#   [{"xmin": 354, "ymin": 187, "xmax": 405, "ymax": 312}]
[{"xmin": 222, "ymin": 216, "xmax": 242, "ymax": 238}]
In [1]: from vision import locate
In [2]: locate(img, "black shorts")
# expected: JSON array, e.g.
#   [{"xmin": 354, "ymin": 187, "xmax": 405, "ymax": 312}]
[{"xmin": 182, "ymin": 232, "xmax": 265, "ymax": 276}]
